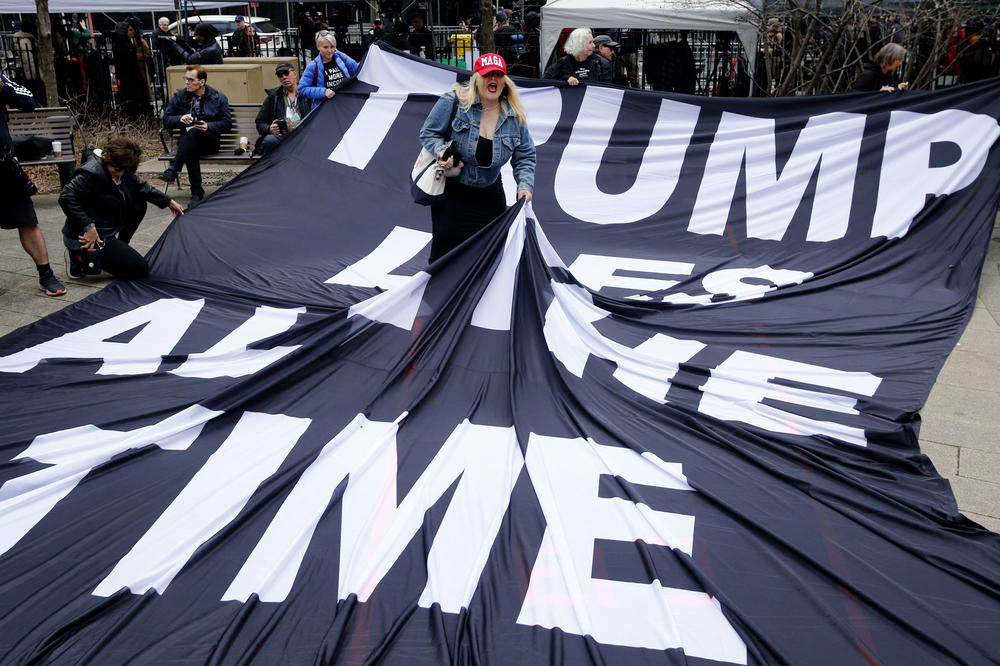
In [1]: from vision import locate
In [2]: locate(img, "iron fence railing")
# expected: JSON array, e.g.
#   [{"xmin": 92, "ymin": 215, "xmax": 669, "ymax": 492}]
[{"xmin": 5, "ymin": 20, "xmax": 994, "ymax": 115}]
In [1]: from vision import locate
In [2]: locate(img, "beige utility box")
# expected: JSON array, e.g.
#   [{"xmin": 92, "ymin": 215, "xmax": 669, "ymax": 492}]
[
  {"xmin": 225, "ymin": 56, "xmax": 305, "ymax": 76},
  {"xmin": 166, "ymin": 64, "xmax": 267, "ymax": 104}
]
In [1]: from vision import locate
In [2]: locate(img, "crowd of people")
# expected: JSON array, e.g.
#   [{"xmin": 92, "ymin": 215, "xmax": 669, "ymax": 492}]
[{"xmin": 11, "ymin": 6, "xmax": 994, "ymax": 113}]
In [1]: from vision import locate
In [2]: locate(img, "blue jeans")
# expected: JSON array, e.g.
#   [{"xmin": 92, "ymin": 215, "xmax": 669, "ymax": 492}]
[{"xmin": 258, "ymin": 133, "xmax": 284, "ymax": 155}]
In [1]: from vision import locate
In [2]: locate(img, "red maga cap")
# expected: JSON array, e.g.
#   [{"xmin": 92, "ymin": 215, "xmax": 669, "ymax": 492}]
[{"xmin": 474, "ymin": 53, "xmax": 507, "ymax": 76}]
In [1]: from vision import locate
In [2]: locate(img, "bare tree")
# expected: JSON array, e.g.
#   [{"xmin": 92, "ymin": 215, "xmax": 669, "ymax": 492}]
[
  {"xmin": 479, "ymin": 0, "xmax": 495, "ymax": 54},
  {"xmin": 747, "ymin": 0, "xmax": 999, "ymax": 96},
  {"xmin": 34, "ymin": 0, "xmax": 59, "ymax": 106}
]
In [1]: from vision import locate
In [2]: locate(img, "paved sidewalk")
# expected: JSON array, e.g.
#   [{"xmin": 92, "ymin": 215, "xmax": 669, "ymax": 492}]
[{"xmin": 1, "ymin": 186, "xmax": 998, "ymax": 533}]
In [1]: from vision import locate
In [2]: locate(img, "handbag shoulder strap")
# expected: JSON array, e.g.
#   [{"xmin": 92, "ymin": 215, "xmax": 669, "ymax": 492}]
[{"xmin": 445, "ymin": 95, "xmax": 458, "ymax": 140}]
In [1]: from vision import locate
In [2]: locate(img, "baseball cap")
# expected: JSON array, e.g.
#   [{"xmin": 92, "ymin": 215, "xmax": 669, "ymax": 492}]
[
  {"xmin": 235, "ymin": 14, "xmax": 245, "ymax": 22},
  {"xmin": 495, "ymin": 11, "xmax": 507, "ymax": 22},
  {"xmin": 593, "ymin": 34, "xmax": 619, "ymax": 48},
  {"xmin": 275, "ymin": 61, "xmax": 294, "ymax": 75},
  {"xmin": 474, "ymin": 53, "xmax": 507, "ymax": 76}
]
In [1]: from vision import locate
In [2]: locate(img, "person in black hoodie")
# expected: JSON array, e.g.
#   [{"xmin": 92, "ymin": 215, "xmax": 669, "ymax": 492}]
[
  {"xmin": 851, "ymin": 43, "xmax": 909, "ymax": 92},
  {"xmin": 60, "ymin": 137, "xmax": 184, "ymax": 280},
  {"xmin": 161, "ymin": 64, "xmax": 233, "ymax": 202},
  {"xmin": 170, "ymin": 21, "xmax": 224, "ymax": 65}
]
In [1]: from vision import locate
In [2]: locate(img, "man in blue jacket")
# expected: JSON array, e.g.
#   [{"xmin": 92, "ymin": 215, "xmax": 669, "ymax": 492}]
[
  {"xmin": 161, "ymin": 65, "xmax": 232, "ymax": 202},
  {"xmin": 0, "ymin": 74, "xmax": 66, "ymax": 296}
]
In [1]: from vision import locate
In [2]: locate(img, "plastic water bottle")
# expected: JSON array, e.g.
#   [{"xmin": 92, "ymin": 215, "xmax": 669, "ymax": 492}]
[{"xmin": 419, "ymin": 46, "xmax": 427, "ymax": 58}]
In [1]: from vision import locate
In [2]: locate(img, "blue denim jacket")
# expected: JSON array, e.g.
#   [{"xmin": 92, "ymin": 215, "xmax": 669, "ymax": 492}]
[{"xmin": 419, "ymin": 91, "xmax": 536, "ymax": 193}]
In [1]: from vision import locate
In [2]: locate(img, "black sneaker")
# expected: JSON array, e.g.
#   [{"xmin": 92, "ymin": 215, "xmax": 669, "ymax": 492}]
[
  {"xmin": 64, "ymin": 248, "xmax": 83, "ymax": 280},
  {"xmin": 190, "ymin": 192, "xmax": 204, "ymax": 203},
  {"xmin": 40, "ymin": 271, "xmax": 67, "ymax": 296},
  {"xmin": 161, "ymin": 168, "xmax": 176, "ymax": 182}
]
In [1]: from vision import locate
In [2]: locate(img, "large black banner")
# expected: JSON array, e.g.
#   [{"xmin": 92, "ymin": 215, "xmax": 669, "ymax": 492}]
[{"xmin": 2, "ymin": 45, "xmax": 999, "ymax": 664}]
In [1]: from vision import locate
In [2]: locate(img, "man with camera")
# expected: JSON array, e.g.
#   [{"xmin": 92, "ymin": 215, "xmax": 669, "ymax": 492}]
[
  {"xmin": 1, "ymin": 74, "xmax": 66, "ymax": 296},
  {"xmin": 161, "ymin": 64, "xmax": 232, "ymax": 203},
  {"xmin": 253, "ymin": 62, "xmax": 310, "ymax": 156}
]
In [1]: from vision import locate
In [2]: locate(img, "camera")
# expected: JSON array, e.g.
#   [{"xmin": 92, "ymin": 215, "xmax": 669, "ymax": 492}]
[
  {"xmin": 440, "ymin": 140, "xmax": 459, "ymax": 162},
  {"xmin": 276, "ymin": 119, "xmax": 288, "ymax": 133}
]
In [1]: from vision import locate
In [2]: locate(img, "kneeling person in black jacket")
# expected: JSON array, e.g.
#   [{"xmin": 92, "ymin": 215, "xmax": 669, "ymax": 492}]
[{"xmin": 60, "ymin": 137, "xmax": 185, "ymax": 280}]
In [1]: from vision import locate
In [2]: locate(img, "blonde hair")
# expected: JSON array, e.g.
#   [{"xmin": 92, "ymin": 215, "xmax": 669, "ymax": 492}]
[
  {"xmin": 452, "ymin": 73, "xmax": 527, "ymax": 126},
  {"xmin": 315, "ymin": 30, "xmax": 337, "ymax": 48}
]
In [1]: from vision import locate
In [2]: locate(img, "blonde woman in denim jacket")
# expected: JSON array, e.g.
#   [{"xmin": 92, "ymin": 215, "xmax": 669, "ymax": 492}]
[{"xmin": 418, "ymin": 53, "xmax": 535, "ymax": 262}]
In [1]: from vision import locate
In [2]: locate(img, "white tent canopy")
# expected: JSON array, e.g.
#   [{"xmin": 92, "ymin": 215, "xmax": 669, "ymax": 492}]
[
  {"xmin": 0, "ymin": 0, "xmax": 236, "ymax": 12},
  {"xmin": 540, "ymin": 0, "xmax": 761, "ymax": 72}
]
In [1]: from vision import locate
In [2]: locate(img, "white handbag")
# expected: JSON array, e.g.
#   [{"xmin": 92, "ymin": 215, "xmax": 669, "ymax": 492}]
[
  {"xmin": 410, "ymin": 148, "xmax": 447, "ymax": 206},
  {"xmin": 410, "ymin": 98, "xmax": 460, "ymax": 206}
]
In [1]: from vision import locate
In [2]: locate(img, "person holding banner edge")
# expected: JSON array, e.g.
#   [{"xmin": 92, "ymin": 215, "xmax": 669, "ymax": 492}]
[
  {"xmin": 298, "ymin": 30, "xmax": 358, "ymax": 111},
  {"xmin": 61, "ymin": 137, "xmax": 184, "ymax": 280},
  {"xmin": 418, "ymin": 53, "xmax": 535, "ymax": 262}
]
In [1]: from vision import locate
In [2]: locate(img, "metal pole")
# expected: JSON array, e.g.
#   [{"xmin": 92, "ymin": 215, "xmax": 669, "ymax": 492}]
[{"xmin": 87, "ymin": 12, "xmax": 97, "ymax": 50}]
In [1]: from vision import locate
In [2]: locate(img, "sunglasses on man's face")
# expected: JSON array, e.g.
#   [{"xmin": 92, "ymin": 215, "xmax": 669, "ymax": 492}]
[{"xmin": 277, "ymin": 70, "xmax": 293, "ymax": 77}]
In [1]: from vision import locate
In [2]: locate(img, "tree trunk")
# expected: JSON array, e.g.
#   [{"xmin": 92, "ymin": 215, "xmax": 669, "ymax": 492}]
[
  {"xmin": 479, "ymin": 0, "xmax": 494, "ymax": 54},
  {"xmin": 34, "ymin": 0, "xmax": 59, "ymax": 106}
]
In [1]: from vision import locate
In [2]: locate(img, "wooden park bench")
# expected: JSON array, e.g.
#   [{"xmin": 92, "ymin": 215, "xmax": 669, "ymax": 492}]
[
  {"xmin": 158, "ymin": 103, "xmax": 262, "ymax": 192},
  {"xmin": 6, "ymin": 106, "xmax": 80, "ymax": 185}
]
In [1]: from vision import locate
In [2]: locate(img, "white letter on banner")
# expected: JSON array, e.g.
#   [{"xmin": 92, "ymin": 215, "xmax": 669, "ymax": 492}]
[
  {"xmin": 543, "ymin": 281, "xmax": 705, "ymax": 402},
  {"xmin": 872, "ymin": 109, "xmax": 1000, "ymax": 239},
  {"xmin": 326, "ymin": 226, "xmax": 431, "ymax": 290},
  {"xmin": 329, "ymin": 45, "xmax": 460, "ymax": 169},
  {"xmin": 94, "ymin": 411, "xmax": 311, "ymax": 596},
  {"xmin": 0, "ymin": 298, "xmax": 203, "ymax": 375},
  {"xmin": 0, "ymin": 405, "xmax": 221, "ymax": 557},
  {"xmin": 518, "ymin": 434, "xmax": 747, "ymax": 663},
  {"xmin": 471, "ymin": 208, "xmax": 526, "ymax": 330},
  {"xmin": 348, "ymin": 271, "xmax": 431, "ymax": 331},
  {"xmin": 567, "ymin": 254, "xmax": 695, "ymax": 297},
  {"xmin": 699, "ymin": 266, "xmax": 812, "ymax": 303},
  {"xmin": 223, "ymin": 417, "xmax": 522, "ymax": 610},
  {"xmin": 688, "ymin": 112, "xmax": 864, "ymax": 242},
  {"xmin": 171, "ymin": 306, "xmax": 305, "ymax": 379},
  {"xmin": 331, "ymin": 50, "xmax": 559, "ymax": 171},
  {"xmin": 555, "ymin": 88, "xmax": 700, "ymax": 224},
  {"xmin": 699, "ymin": 351, "xmax": 882, "ymax": 447}
]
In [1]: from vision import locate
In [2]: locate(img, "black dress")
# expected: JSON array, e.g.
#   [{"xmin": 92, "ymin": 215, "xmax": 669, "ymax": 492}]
[{"xmin": 428, "ymin": 136, "xmax": 505, "ymax": 262}]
